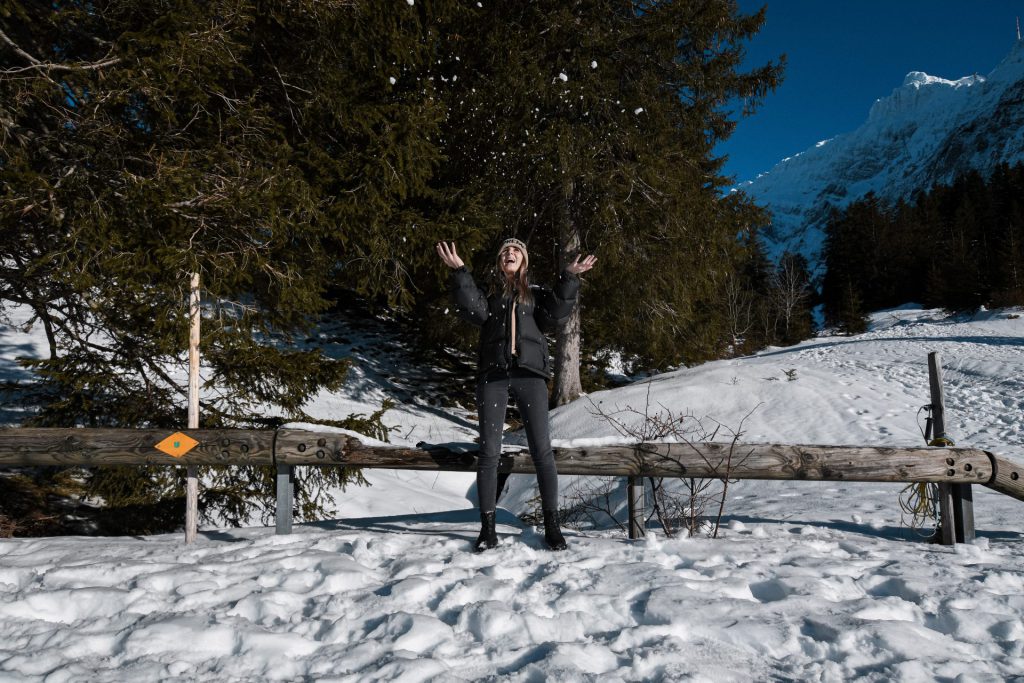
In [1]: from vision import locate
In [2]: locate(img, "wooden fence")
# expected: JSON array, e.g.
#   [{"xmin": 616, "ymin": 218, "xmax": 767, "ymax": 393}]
[{"xmin": 1, "ymin": 426, "xmax": 1021, "ymax": 544}]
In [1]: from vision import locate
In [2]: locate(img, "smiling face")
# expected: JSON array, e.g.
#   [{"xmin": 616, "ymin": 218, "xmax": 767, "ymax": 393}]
[{"xmin": 499, "ymin": 246, "xmax": 524, "ymax": 277}]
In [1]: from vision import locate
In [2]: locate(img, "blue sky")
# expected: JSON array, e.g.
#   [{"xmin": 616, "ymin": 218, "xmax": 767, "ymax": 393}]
[{"xmin": 717, "ymin": 0, "xmax": 1024, "ymax": 184}]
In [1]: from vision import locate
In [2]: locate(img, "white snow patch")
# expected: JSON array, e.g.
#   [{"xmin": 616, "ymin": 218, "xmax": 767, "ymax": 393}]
[{"xmin": 3, "ymin": 303, "xmax": 1024, "ymax": 679}]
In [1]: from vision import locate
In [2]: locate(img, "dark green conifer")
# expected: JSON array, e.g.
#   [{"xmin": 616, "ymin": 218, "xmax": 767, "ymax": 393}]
[
  {"xmin": 822, "ymin": 164, "xmax": 1024, "ymax": 317},
  {"xmin": 0, "ymin": 0, "xmax": 453, "ymax": 532},
  {"xmin": 435, "ymin": 0, "xmax": 783, "ymax": 391}
]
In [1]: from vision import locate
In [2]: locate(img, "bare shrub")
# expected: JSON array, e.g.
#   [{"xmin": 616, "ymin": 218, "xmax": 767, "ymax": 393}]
[{"xmin": 556, "ymin": 381, "xmax": 758, "ymax": 538}]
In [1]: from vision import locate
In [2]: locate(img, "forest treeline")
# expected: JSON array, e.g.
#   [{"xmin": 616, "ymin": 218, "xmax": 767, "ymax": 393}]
[
  {"xmin": 823, "ymin": 163, "xmax": 1024, "ymax": 332},
  {"xmin": 1, "ymin": 0, "xmax": 795, "ymax": 532}
]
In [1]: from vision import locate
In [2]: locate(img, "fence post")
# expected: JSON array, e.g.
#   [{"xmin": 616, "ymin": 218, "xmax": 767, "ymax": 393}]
[
  {"xmin": 185, "ymin": 272, "xmax": 200, "ymax": 544},
  {"xmin": 953, "ymin": 484, "xmax": 975, "ymax": 544},
  {"xmin": 627, "ymin": 476, "xmax": 645, "ymax": 539},
  {"xmin": 928, "ymin": 351, "xmax": 974, "ymax": 544},
  {"xmin": 276, "ymin": 463, "xmax": 294, "ymax": 535}
]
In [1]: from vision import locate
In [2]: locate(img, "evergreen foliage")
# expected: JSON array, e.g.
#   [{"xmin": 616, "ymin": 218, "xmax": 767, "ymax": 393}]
[
  {"xmin": 822, "ymin": 164, "xmax": 1024, "ymax": 323},
  {"xmin": 0, "ymin": 0, "xmax": 430, "ymax": 531},
  {"xmin": 425, "ymin": 0, "xmax": 785, "ymax": 374},
  {"xmin": 2, "ymin": 1, "xmax": 791, "ymax": 532}
]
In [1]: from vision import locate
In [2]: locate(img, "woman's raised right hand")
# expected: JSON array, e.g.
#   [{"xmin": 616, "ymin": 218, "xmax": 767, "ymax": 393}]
[{"xmin": 436, "ymin": 241, "xmax": 465, "ymax": 269}]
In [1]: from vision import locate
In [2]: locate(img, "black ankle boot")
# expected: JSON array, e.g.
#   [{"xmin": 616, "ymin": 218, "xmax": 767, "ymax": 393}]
[
  {"xmin": 475, "ymin": 511, "xmax": 498, "ymax": 552},
  {"xmin": 543, "ymin": 509, "xmax": 567, "ymax": 551}
]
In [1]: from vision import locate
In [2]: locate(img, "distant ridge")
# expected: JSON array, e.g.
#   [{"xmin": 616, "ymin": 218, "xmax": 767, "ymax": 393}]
[{"xmin": 739, "ymin": 40, "xmax": 1024, "ymax": 273}]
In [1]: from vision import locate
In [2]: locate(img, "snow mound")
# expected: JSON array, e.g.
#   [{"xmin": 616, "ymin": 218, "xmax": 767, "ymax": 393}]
[{"xmin": 2, "ymin": 514, "xmax": 1023, "ymax": 680}]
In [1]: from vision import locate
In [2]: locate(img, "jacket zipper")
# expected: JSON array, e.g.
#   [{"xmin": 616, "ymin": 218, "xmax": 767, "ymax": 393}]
[
  {"xmin": 504, "ymin": 299, "xmax": 513, "ymax": 367},
  {"xmin": 513, "ymin": 301, "xmax": 519, "ymax": 363}
]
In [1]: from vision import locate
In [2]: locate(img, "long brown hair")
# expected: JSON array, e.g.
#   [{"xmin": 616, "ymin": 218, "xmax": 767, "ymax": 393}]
[{"xmin": 493, "ymin": 249, "xmax": 533, "ymax": 305}]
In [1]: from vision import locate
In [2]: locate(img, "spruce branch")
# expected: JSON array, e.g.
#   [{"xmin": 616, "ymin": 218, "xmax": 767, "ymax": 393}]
[{"xmin": 0, "ymin": 28, "xmax": 122, "ymax": 74}]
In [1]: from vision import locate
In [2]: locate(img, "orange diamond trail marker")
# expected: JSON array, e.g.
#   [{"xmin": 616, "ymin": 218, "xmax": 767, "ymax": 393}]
[{"xmin": 156, "ymin": 432, "xmax": 199, "ymax": 458}]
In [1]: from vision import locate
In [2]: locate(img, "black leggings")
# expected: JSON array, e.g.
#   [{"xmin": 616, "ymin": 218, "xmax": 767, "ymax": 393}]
[{"xmin": 476, "ymin": 368, "xmax": 560, "ymax": 513}]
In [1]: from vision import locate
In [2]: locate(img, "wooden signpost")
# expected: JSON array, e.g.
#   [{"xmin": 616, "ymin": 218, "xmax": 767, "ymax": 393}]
[
  {"xmin": 185, "ymin": 272, "xmax": 200, "ymax": 544},
  {"xmin": 928, "ymin": 351, "xmax": 975, "ymax": 545}
]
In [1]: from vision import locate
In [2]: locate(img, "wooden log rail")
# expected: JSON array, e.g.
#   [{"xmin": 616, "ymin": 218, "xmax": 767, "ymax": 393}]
[
  {"xmin": 0, "ymin": 427, "xmax": 1007, "ymax": 484},
  {"xmin": 988, "ymin": 453, "xmax": 1024, "ymax": 502},
  {"xmin": 2, "ymin": 428, "xmax": 1022, "ymax": 540},
  {"xmin": 276, "ymin": 431, "xmax": 999, "ymax": 484},
  {"xmin": 0, "ymin": 429, "xmax": 275, "ymax": 466},
  {"xmin": 0, "ymin": 427, "xmax": 1018, "ymax": 490}
]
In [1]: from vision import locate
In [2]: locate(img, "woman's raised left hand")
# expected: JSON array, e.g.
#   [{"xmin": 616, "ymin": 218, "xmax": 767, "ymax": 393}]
[{"xmin": 566, "ymin": 254, "xmax": 597, "ymax": 275}]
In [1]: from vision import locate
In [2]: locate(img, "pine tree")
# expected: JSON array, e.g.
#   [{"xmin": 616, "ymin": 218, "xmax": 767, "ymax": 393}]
[
  {"xmin": 0, "ymin": 0, "xmax": 455, "ymax": 531},
  {"xmin": 980, "ymin": 164, "xmax": 1024, "ymax": 306},
  {"xmin": 723, "ymin": 231, "xmax": 773, "ymax": 355},
  {"xmin": 435, "ymin": 0, "xmax": 783, "ymax": 397},
  {"xmin": 836, "ymin": 280, "xmax": 869, "ymax": 335},
  {"xmin": 820, "ymin": 164, "xmax": 1024, "ymax": 317},
  {"xmin": 2, "ymin": 0, "xmax": 789, "ymax": 530}
]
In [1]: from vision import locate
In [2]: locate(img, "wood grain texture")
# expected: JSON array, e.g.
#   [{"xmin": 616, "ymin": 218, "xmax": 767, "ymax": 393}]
[
  {"xmin": 0, "ymin": 428, "xmax": 1001, "ymax": 487},
  {"xmin": 0, "ymin": 428, "xmax": 275, "ymax": 466},
  {"xmin": 275, "ymin": 430, "xmax": 481, "ymax": 469},
  {"xmin": 986, "ymin": 453, "xmax": 1024, "ymax": 503},
  {"xmin": 277, "ymin": 430, "xmax": 992, "ymax": 483}
]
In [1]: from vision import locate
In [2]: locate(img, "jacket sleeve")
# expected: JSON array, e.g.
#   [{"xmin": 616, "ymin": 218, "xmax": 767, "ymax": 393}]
[
  {"xmin": 534, "ymin": 270, "xmax": 580, "ymax": 333},
  {"xmin": 450, "ymin": 267, "xmax": 489, "ymax": 326}
]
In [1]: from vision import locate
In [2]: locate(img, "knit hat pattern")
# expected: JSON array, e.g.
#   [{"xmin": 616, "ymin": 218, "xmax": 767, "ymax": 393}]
[{"xmin": 498, "ymin": 237, "xmax": 529, "ymax": 270}]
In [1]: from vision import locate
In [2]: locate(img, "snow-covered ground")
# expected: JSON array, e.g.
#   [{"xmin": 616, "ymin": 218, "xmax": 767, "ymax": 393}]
[{"xmin": 2, "ymin": 305, "xmax": 1023, "ymax": 681}]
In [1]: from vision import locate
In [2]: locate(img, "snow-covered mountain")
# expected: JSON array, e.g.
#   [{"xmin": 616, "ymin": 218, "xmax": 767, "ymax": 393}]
[{"xmin": 740, "ymin": 40, "xmax": 1024, "ymax": 270}]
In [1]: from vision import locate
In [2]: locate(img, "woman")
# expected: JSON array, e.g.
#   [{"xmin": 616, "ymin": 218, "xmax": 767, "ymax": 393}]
[{"xmin": 436, "ymin": 238, "xmax": 597, "ymax": 551}]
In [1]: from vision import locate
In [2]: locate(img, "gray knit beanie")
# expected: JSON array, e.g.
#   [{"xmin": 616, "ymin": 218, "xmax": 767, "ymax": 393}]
[{"xmin": 497, "ymin": 238, "xmax": 529, "ymax": 270}]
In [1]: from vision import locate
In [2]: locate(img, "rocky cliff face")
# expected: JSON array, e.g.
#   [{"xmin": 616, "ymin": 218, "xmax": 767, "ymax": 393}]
[{"xmin": 740, "ymin": 41, "xmax": 1024, "ymax": 272}]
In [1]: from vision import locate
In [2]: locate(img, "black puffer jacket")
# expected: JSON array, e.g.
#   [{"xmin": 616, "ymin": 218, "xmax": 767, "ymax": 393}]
[{"xmin": 450, "ymin": 267, "xmax": 579, "ymax": 379}]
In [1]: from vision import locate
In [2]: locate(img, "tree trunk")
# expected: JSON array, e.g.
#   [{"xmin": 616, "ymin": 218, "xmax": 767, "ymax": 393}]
[
  {"xmin": 552, "ymin": 171, "xmax": 582, "ymax": 407},
  {"xmin": 552, "ymin": 303, "xmax": 581, "ymax": 406},
  {"xmin": 30, "ymin": 302, "xmax": 58, "ymax": 361}
]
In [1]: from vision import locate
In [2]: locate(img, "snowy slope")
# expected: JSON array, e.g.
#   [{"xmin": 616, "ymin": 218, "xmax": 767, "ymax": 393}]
[
  {"xmin": 549, "ymin": 306, "xmax": 1024, "ymax": 457},
  {"xmin": 740, "ymin": 41, "xmax": 1024, "ymax": 269},
  {"xmin": 2, "ymin": 305, "xmax": 1024, "ymax": 680},
  {"xmin": 499, "ymin": 304, "xmax": 1024, "ymax": 540}
]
